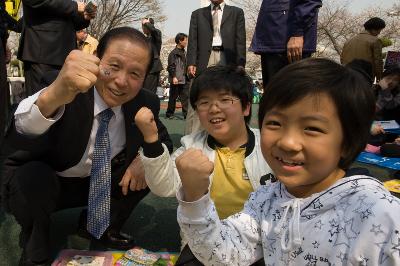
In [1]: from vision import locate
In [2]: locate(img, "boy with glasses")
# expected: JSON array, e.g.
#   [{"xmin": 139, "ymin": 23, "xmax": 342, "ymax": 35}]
[{"xmin": 134, "ymin": 65, "xmax": 272, "ymax": 265}]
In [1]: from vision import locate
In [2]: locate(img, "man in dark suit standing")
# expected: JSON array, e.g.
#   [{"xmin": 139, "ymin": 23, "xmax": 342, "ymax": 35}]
[
  {"xmin": 185, "ymin": 0, "xmax": 246, "ymax": 134},
  {"xmin": 141, "ymin": 18, "xmax": 163, "ymax": 95},
  {"xmin": 18, "ymin": 0, "xmax": 97, "ymax": 96},
  {"xmin": 2, "ymin": 27, "xmax": 172, "ymax": 265}
]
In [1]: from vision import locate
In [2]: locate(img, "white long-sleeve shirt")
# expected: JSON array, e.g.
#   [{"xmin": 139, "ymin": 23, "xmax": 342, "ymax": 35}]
[{"xmin": 14, "ymin": 88, "xmax": 126, "ymax": 177}]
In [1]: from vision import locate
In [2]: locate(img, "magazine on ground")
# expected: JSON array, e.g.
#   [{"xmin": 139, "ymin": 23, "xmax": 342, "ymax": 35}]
[
  {"xmin": 373, "ymin": 120, "xmax": 400, "ymax": 130},
  {"xmin": 51, "ymin": 249, "xmax": 113, "ymax": 266}
]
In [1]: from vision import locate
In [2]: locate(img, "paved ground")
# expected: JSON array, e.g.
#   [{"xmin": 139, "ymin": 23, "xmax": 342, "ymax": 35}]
[{"xmin": 0, "ymin": 101, "xmax": 398, "ymax": 265}]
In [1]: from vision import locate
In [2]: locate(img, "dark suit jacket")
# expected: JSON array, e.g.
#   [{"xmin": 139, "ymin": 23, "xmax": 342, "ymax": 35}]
[
  {"xmin": 186, "ymin": 4, "xmax": 246, "ymax": 73},
  {"xmin": 18, "ymin": 0, "xmax": 89, "ymax": 66},
  {"xmin": 143, "ymin": 22, "xmax": 163, "ymax": 74},
  {"xmin": 2, "ymin": 86, "xmax": 173, "ymax": 206}
]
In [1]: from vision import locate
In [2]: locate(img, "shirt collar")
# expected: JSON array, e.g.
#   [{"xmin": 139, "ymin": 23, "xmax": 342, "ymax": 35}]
[
  {"xmin": 94, "ymin": 87, "xmax": 122, "ymax": 117},
  {"xmin": 207, "ymin": 126, "xmax": 255, "ymax": 157},
  {"xmin": 211, "ymin": 1, "xmax": 225, "ymax": 11}
]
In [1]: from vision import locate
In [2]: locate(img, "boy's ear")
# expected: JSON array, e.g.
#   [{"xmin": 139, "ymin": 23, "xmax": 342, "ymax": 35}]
[{"xmin": 243, "ymin": 103, "xmax": 251, "ymax": 116}]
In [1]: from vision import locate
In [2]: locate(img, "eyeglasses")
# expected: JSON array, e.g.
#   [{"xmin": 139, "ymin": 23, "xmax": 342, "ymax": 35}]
[{"xmin": 195, "ymin": 97, "xmax": 241, "ymax": 111}]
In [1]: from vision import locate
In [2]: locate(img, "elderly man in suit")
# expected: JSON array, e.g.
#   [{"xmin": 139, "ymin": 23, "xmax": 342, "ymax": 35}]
[
  {"xmin": 185, "ymin": 0, "xmax": 246, "ymax": 134},
  {"xmin": 2, "ymin": 27, "xmax": 172, "ymax": 266},
  {"xmin": 18, "ymin": 0, "xmax": 97, "ymax": 96}
]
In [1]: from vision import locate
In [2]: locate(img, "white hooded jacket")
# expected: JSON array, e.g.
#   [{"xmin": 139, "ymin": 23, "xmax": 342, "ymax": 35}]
[{"xmin": 178, "ymin": 174, "xmax": 400, "ymax": 265}]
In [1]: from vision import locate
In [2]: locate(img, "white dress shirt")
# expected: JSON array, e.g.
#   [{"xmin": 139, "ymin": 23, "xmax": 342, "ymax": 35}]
[
  {"xmin": 14, "ymin": 88, "xmax": 126, "ymax": 178},
  {"xmin": 211, "ymin": 2, "xmax": 225, "ymax": 47}
]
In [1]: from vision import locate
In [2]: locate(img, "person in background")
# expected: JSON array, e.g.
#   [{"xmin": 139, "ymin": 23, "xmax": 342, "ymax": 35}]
[
  {"xmin": 2, "ymin": 27, "xmax": 172, "ymax": 265},
  {"xmin": 141, "ymin": 17, "xmax": 163, "ymax": 95},
  {"xmin": 374, "ymin": 66, "xmax": 400, "ymax": 122},
  {"xmin": 18, "ymin": 0, "xmax": 97, "ymax": 96},
  {"xmin": 76, "ymin": 28, "xmax": 99, "ymax": 55},
  {"xmin": 166, "ymin": 33, "xmax": 189, "ymax": 119},
  {"xmin": 368, "ymin": 66, "xmax": 400, "ymax": 158},
  {"xmin": 185, "ymin": 0, "xmax": 246, "ymax": 134},
  {"xmin": 176, "ymin": 58, "xmax": 400, "ymax": 265},
  {"xmin": 0, "ymin": 1, "xmax": 21, "ymax": 146},
  {"xmin": 249, "ymin": 0, "xmax": 322, "ymax": 87},
  {"xmin": 341, "ymin": 17, "xmax": 386, "ymax": 81}
]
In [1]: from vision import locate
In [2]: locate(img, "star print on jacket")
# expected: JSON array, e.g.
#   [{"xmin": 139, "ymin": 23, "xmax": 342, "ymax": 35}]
[{"xmin": 177, "ymin": 175, "xmax": 400, "ymax": 265}]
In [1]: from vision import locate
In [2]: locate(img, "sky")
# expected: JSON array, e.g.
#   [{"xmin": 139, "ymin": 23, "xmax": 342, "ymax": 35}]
[{"xmin": 161, "ymin": 0, "xmax": 398, "ymax": 38}]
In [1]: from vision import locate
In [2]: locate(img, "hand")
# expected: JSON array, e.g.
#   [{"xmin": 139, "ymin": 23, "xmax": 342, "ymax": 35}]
[
  {"xmin": 187, "ymin": 65, "xmax": 196, "ymax": 78},
  {"xmin": 119, "ymin": 155, "xmax": 147, "ymax": 195},
  {"xmin": 287, "ymin": 36, "xmax": 304, "ymax": 63},
  {"xmin": 36, "ymin": 50, "xmax": 100, "ymax": 117},
  {"xmin": 371, "ymin": 124, "xmax": 385, "ymax": 135},
  {"xmin": 83, "ymin": 3, "xmax": 97, "ymax": 20},
  {"xmin": 77, "ymin": 1, "xmax": 85, "ymax": 13},
  {"xmin": 135, "ymin": 107, "xmax": 158, "ymax": 143},
  {"xmin": 395, "ymin": 137, "xmax": 400, "ymax": 145},
  {"xmin": 378, "ymin": 76, "xmax": 399, "ymax": 91},
  {"xmin": 172, "ymin": 77, "xmax": 179, "ymax": 85},
  {"xmin": 142, "ymin": 18, "xmax": 150, "ymax": 25},
  {"xmin": 84, "ymin": 10, "xmax": 97, "ymax": 20},
  {"xmin": 236, "ymin": 65, "xmax": 245, "ymax": 72},
  {"xmin": 176, "ymin": 148, "xmax": 213, "ymax": 202}
]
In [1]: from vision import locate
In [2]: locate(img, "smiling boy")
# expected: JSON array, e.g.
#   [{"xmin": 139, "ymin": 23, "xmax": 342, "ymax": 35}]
[{"xmin": 135, "ymin": 66, "xmax": 272, "ymax": 265}]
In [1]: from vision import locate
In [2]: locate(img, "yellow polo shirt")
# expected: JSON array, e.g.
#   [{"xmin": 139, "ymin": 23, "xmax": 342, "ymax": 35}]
[{"xmin": 210, "ymin": 146, "xmax": 253, "ymax": 219}]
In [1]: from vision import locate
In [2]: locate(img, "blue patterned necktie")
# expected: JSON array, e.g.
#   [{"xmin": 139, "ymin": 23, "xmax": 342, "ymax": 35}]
[{"xmin": 87, "ymin": 108, "xmax": 114, "ymax": 239}]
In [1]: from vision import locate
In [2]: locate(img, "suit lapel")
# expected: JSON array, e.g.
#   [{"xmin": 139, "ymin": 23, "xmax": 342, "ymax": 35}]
[
  {"xmin": 203, "ymin": 5, "xmax": 213, "ymax": 30},
  {"xmin": 221, "ymin": 5, "xmax": 232, "ymax": 27}
]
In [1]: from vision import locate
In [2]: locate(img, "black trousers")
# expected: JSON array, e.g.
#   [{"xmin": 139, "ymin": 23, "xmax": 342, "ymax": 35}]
[
  {"xmin": 24, "ymin": 62, "xmax": 61, "ymax": 96},
  {"xmin": 143, "ymin": 72, "xmax": 160, "ymax": 95},
  {"xmin": 260, "ymin": 53, "xmax": 311, "ymax": 87},
  {"xmin": 0, "ymin": 40, "xmax": 7, "ymax": 146},
  {"xmin": 166, "ymin": 83, "xmax": 188, "ymax": 118},
  {"xmin": 4, "ymin": 159, "xmax": 149, "ymax": 262}
]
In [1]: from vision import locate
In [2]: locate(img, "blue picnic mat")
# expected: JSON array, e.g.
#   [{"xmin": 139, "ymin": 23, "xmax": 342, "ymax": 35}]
[
  {"xmin": 357, "ymin": 151, "xmax": 400, "ymax": 170},
  {"xmin": 386, "ymin": 128, "xmax": 400, "ymax": 134}
]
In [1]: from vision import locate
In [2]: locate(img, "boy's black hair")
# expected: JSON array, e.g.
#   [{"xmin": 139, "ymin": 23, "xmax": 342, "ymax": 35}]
[
  {"xmin": 258, "ymin": 58, "xmax": 376, "ymax": 169},
  {"xmin": 364, "ymin": 17, "xmax": 386, "ymax": 31},
  {"xmin": 175, "ymin": 33, "xmax": 188, "ymax": 44},
  {"xmin": 96, "ymin": 27, "xmax": 153, "ymax": 72},
  {"xmin": 190, "ymin": 65, "xmax": 253, "ymax": 124}
]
